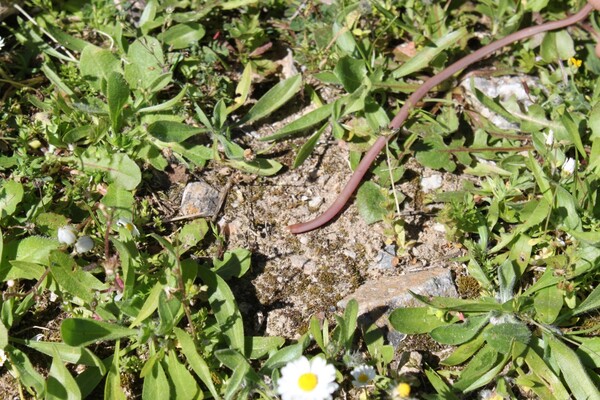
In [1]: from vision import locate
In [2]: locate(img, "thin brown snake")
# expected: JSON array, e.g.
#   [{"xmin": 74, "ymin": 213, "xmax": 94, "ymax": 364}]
[{"xmin": 289, "ymin": 2, "xmax": 598, "ymax": 234}]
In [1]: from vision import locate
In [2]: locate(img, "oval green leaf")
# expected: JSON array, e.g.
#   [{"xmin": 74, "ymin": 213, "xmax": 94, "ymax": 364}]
[
  {"xmin": 239, "ymin": 74, "xmax": 302, "ymax": 125},
  {"xmin": 79, "ymin": 45, "xmax": 121, "ymax": 91},
  {"xmin": 261, "ymin": 102, "xmax": 334, "ymax": 141},
  {"xmin": 147, "ymin": 121, "xmax": 206, "ymax": 143},
  {"xmin": 356, "ymin": 181, "xmax": 388, "ymax": 224},
  {"xmin": 174, "ymin": 327, "xmax": 221, "ymax": 400},
  {"xmin": 197, "ymin": 266, "xmax": 244, "ymax": 352},
  {"xmin": 61, "ymin": 318, "xmax": 137, "ymax": 347},
  {"xmin": 48, "ymin": 347, "xmax": 82, "ymax": 400},
  {"xmin": 225, "ymin": 158, "xmax": 283, "ymax": 176},
  {"xmin": 244, "ymin": 336, "xmax": 285, "ymax": 360},
  {"xmin": 483, "ymin": 322, "xmax": 531, "ymax": 353},
  {"xmin": 81, "ymin": 148, "xmax": 141, "ymax": 190},
  {"xmin": 430, "ymin": 314, "xmax": 489, "ymax": 345},
  {"xmin": 533, "ymin": 285, "xmax": 563, "ymax": 324},
  {"xmin": 259, "ymin": 343, "xmax": 303, "ymax": 376},
  {"xmin": 389, "ymin": 307, "xmax": 452, "ymax": 334},
  {"xmin": 159, "ymin": 23, "xmax": 205, "ymax": 49}
]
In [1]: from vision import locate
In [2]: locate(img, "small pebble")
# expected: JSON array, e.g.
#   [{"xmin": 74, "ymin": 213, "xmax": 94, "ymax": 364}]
[
  {"xmin": 371, "ymin": 244, "xmax": 397, "ymax": 270},
  {"xmin": 308, "ymin": 196, "xmax": 323, "ymax": 211},
  {"xmin": 343, "ymin": 249, "xmax": 357, "ymax": 259},
  {"xmin": 432, "ymin": 222, "xmax": 446, "ymax": 233},
  {"xmin": 290, "ymin": 255, "xmax": 309, "ymax": 269},
  {"xmin": 180, "ymin": 180, "xmax": 221, "ymax": 217},
  {"xmin": 420, "ymin": 175, "xmax": 443, "ymax": 192},
  {"xmin": 303, "ymin": 261, "xmax": 318, "ymax": 275}
]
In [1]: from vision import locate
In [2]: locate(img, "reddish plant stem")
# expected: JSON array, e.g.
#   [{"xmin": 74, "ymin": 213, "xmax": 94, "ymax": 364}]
[{"xmin": 288, "ymin": 3, "xmax": 594, "ymax": 234}]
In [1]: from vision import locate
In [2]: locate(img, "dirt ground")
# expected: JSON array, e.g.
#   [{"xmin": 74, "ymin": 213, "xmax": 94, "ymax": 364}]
[
  {"xmin": 197, "ymin": 103, "xmax": 469, "ymax": 340},
  {"xmin": 0, "ymin": 103, "xmax": 471, "ymax": 399}
]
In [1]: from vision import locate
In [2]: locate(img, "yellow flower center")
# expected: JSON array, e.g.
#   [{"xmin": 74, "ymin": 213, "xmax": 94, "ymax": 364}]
[
  {"xmin": 298, "ymin": 372, "xmax": 318, "ymax": 392},
  {"xmin": 358, "ymin": 373, "xmax": 369, "ymax": 383},
  {"xmin": 396, "ymin": 382, "xmax": 411, "ymax": 398}
]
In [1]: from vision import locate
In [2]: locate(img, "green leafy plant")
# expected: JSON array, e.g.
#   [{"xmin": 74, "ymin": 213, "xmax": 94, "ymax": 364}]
[{"xmin": 3, "ymin": 0, "xmax": 600, "ymax": 398}]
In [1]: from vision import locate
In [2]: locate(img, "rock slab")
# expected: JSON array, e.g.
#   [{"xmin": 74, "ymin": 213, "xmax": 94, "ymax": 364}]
[
  {"xmin": 338, "ymin": 267, "xmax": 457, "ymax": 325},
  {"xmin": 180, "ymin": 180, "xmax": 221, "ymax": 217}
]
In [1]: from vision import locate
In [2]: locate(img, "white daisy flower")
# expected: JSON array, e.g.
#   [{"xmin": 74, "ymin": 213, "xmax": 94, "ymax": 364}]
[
  {"xmin": 0, "ymin": 349, "xmax": 7, "ymax": 367},
  {"xmin": 562, "ymin": 157, "xmax": 576, "ymax": 176},
  {"xmin": 277, "ymin": 356, "xmax": 338, "ymax": 400},
  {"xmin": 351, "ymin": 364, "xmax": 376, "ymax": 388},
  {"xmin": 116, "ymin": 217, "xmax": 140, "ymax": 237},
  {"xmin": 75, "ymin": 235, "xmax": 94, "ymax": 253},
  {"xmin": 57, "ymin": 225, "xmax": 77, "ymax": 245}
]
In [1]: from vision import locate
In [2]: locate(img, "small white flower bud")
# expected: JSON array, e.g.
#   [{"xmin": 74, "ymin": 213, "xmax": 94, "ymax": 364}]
[
  {"xmin": 57, "ymin": 225, "xmax": 77, "ymax": 245},
  {"xmin": 562, "ymin": 157, "xmax": 576, "ymax": 176},
  {"xmin": 75, "ymin": 235, "xmax": 94, "ymax": 253},
  {"xmin": 544, "ymin": 130, "xmax": 554, "ymax": 147}
]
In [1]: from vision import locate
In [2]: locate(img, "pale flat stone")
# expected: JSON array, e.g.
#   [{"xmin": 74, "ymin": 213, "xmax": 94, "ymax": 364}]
[
  {"xmin": 369, "ymin": 244, "xmax": 397, "ymax": 270},
  {"xmin": 180, "ymin": 180, "xmax": 221, "ymax": 217},
  {"xmin": 460, "ymin": 75, "xmax": 542, "ymax": 130},
  {"xmin": 338, "ymin": 267, "xmax": 458, "ymax": 318},
  {"xmin": 420, "ymin": 175, "xmax": 443, "ymax": 192}
]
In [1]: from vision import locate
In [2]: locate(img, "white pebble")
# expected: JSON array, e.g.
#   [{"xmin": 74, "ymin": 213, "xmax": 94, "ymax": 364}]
[
  {"xmin": 308, "ymin": 196, "xmax": 323, "ymax": 210},
  {"xmin": 432, "ymin": 223, "xmax": 446, "ymax": 233},
  {"xmin": 420, "ymin": 175, "xmax": 443, "ymax": 192}
]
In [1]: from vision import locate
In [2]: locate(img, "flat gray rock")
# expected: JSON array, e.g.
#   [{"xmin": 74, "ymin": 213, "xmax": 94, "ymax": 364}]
[
  {"xmin": 460, "ymin": 75, "xmax": 542, "ymax": 130},
  {"xmin": 338, "ymin": 267, "xmax": 458, "ymax": 327},
  {"xmin": 180, "ymin": 180, "xmax": 221, "ymax": 217}
]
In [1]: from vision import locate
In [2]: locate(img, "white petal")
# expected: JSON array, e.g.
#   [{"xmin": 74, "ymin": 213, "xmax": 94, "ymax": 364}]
[
  {"xmin": 544, "ymin": 130, "xmax": 554, "ymax": 146},
  {"xmin": 562, "ymin": 157, "xmax": 576, "ymax": 175},
  {"xmin": 57, "ymin": 225, "xmax": 77, "ymax": 245},
  {"xmin": 277, "ymin": 356, "xmax": 338, "ymax": 400},
  {"xmin": 75, "ymin": 236, "xmax": 94, "ymax": 253}
]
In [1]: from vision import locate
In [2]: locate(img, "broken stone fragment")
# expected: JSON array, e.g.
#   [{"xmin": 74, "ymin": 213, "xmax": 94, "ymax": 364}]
[
  {"xmin": 370, "ymin": 244, "xmax": 398, "ymax": 270},
  {"xmin": 338, "ymin": 267, "xmax": 457, "ymax": 314},
  {"xmin": 180, "ymin": 180, "xmax": 222, "ymax": 218},
  {"xmin": 460, "ymin": 75, "xmax": 543, "ymax": 130},
  {"xmin": 420, "ymin": 174, "xmax": 443, "ymax": 193},
  {"xmin": 338, "ymin": 267, "xmax": 458, "ymax": 345}
]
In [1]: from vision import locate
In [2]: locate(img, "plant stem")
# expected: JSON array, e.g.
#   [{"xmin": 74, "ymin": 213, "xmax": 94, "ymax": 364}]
[
  {"xmin": 174, "ymin": 239, "xmax": 197, "ymax": 338},
  {"xmin": 288, "ymin": 3, "xmax": 595, "ymax": 234}
]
